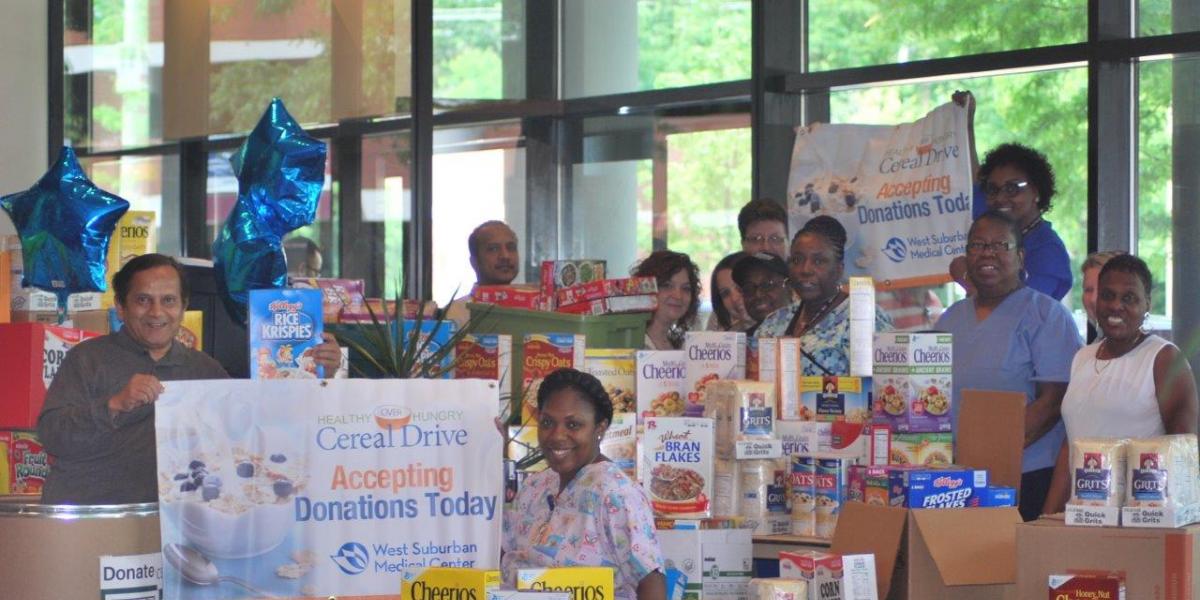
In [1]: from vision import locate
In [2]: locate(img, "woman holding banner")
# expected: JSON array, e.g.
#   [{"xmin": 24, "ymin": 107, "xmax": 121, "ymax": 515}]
[
  {"xmin": 502, "ymin": 368, "xmax": 666, "ymax": 600},
  {"xmin": 755, "ymin": 216, "xmax": 893, "ymax": 376}
]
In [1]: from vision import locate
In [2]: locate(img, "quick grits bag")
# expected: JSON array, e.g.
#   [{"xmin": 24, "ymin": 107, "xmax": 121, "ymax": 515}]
[
  {"xmin": 1070, "ymin": 438, "xmax": 1128, "ymax": 507},
  {"xmin": 249, "ymin": 288, "xmax": 325, "ymax": 379},
  {"xmin": 643, "ymin": 417, "xmax": 714, "ymax": 518},
  {"xmin": 1125, "ymin": 434, "xmax": 1200, "ymax": 508}
]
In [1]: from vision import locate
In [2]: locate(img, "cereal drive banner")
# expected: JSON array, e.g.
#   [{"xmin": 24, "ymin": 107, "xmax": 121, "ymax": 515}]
[
  {"xmin": 787, "ymin": 101, "xmax": 972, "ymax": 287},
  {"xmin": 155, "ymin": 378, "xmax": 502, "ymax": 599}
]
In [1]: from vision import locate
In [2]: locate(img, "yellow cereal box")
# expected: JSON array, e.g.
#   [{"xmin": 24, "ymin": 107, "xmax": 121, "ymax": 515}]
[
  {"xmin": 583, "ymin": 348, "xmax": 636, "ymax": 414},
  {"xmin": 799, "ymin": 375, "xmax": 871, "ymax": 424},
  {"xmin": 0, "ymin": 443, "xmax": 9, "ymax": 494},
  {"xmin": 516, "ymin": 567, "xmax": 615, "ymax": 600},
  {"xmin": 175, "ymin": 310, "xmax": 204, "ymax": 350},
  {"xmin": 401, "ymin": 567, "xmax": 501, "ymax": 600},
  {"xmin": 101, "ymin": 211, "xmax": 157, "ymax": 309},
  {"xmin": 508, "ymin": 425, "xmax": 546, "ymax": 473}
]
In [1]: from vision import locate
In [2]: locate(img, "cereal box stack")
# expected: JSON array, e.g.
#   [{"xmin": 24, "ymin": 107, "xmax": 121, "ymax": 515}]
[
  {"xmin": 539, "ymin": 259, "xmax": 606, "ymax": 308},
  {"xmin": 472, "ymin": 285, "xmax": 549, "ymax": 311},
  {"xmin": 248, "ymin": 288, "xmax": 326, "ymax": 379}
]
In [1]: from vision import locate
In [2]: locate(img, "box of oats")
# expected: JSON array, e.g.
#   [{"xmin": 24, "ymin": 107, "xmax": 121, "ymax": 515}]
[
  {"xmin": 683, "ymin": 332, "xmax": 746, "ymax": 418},
  {"xmin": 643, "ymin": 417, "xmax": 715, "ymax": 518}
]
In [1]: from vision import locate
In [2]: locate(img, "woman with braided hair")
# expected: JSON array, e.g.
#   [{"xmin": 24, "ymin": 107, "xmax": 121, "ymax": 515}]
[{"xmin": 502, "ymin": 368, "xmax": 666, "ymax": 600}]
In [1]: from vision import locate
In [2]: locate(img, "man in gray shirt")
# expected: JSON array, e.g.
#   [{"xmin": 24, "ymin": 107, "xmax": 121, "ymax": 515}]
[{"xmin": 37, "ymin": 253, "xmax": 342, "ymax": 504}]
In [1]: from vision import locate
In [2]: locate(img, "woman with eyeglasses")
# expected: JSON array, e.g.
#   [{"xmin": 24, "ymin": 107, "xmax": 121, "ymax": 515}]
[
  {"xmin": 1040, "ymin": 254, "xmax": 1198, "ymax": 515},
  {"xmin": 756, "ymin": 216, "xmax": 893, "ymax": 376},
  {"xmin": 704, "ymin": 251, "xmax": 755, "ymax": 332},
  {"xmin": 935, "ymin": 210, "xmax": 1083, "ymax": 521},
  {"xmin": 634, "ymin": 250, "xmax": 701, "ymax": 350},
  {"xmin": 974, "ymin": 143, "xmax": 1073, "ymax": 300},
  {"xmin": 731, "ymin": 252, "xmax": 794, "ymax": 336}
]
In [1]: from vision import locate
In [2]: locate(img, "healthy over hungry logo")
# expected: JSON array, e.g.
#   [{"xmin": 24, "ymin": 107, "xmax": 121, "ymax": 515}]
[{"xmin": 331, "ymin": 541, "xmax": 369, "ymax": 575}]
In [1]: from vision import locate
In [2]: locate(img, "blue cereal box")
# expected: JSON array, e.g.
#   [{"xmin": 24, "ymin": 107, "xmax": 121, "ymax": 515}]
[
  {"xmin": 889, "ymin": 468, "xmax": 989, "ymax": 509},
  {"xmin": 401, "ymin": 319, "xmax": 458, "ymax": 379},
  {"xmin": 973, "ymin": 485, "xmax": 1017, "ymax": 507},
  {"xmin": 249, "ymin": 288, "xmax": 324, "ymax": 379}
]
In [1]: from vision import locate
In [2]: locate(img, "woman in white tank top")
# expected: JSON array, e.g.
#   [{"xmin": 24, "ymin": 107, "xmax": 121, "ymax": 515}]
[{"xmin": 1042, "ymin": 255, "xmax": 1198, "ymax": 515}]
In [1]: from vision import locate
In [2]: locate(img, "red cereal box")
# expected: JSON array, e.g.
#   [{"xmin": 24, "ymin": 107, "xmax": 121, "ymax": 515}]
[
  {"xmin": 555, "ymin": 295, "xmax": 657, "ymax": 315},
  {"xmin": 472, "ymin": 285, "xmax": 546, "ymax": 311},
  {"xmin": 554, "ymin": 276, "xmax": 657, "ymax": 307},
  {"xmin": 521, "ymin": 334, "xmax": 586, "ymax": 423},
  {"xmin": 1048, "ymin": 573, "xmax": 1126, "ymax": 599},
  {"xmin": 455, "ymin": 334, "xmax": 513, "ymax": 415},
  {"xmin": 289, "ymin": 277, "xmax": 365, "ymax": 323},
  {"xmin": 540, "ymin": 260, "xmax": 606, "ymax": 299},
  {"xmin": 3, "ymin": 431, "xmax": 48, "ymax": 495},
  {"xmin": 0, "ymin": 323, "xmax": 102, "ymax": 429}
]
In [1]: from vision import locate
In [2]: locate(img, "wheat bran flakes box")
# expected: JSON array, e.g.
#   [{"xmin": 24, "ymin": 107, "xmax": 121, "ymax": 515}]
[
  {"xmin": 517, "ymin": 567, "xmax": 615, "ymax": 600},
  {"xmin": 584, "ymin": 348, "xmax": 637, "ymax": 414},
  {"xmin": 401, "ymin": 567, "xmax": 501, "ymax": 600},
  {"xmin": 248, "ymin": 288, "xmax": 325, "ymax": 380},
  {"xmin": 636, "ymin": 350, "xmax": 687, "ymax": 422},
  {"xmin": 683, "ymin": 331, "xmax": 746, "ymax": 418},
  {"xmin": 643, "ymin": 416, "xmax": 715, "ymax": 519},
  {"xmin": 521, "ymin": 333, "xmax": 586, "ymax": 423}
]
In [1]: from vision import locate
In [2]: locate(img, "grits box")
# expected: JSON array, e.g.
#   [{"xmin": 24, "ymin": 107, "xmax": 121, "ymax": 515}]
[
  {"xmin": 539, "ymin": 259, "xmax": 607, "ymax": 299},
  {"xmin": 889, "ymin": 468, "xmax": 989, "ymax": 509},
  {"xmin": 0, "ymin": 322, "xmax": 101, "ymax": 429},
  {"xmin": 517, "ymin": 567, "xmax": 614, "ymax": 599},
  {"xmin": 636, "ymin": 350, "xmax": 687, "ymax": 421},
  {"xmin": 0, "ymin": 430, "xmax": 48, "ymax": 495},
  {"xmin": 401, "ymin": 567, "xmax": 501, "ymax": 598},
  {"xmin": 521, "ymin": 333, "xmax": 586, "ymax": 423},
  {"xmin": 248, "ymin": 288, "xmax": 325, "ymax": 379},
  {"xmin": 643, "ymin": 417, "xmax": 715, "ymax": 518},
  {"xmin": 872, "ymin": 333, "xmax": 953, "ymax": 433},
  {"xmin": 800, "ymin": 376, "xmax": 871, "ymax": 424},
  {"xmin": 683, "ymin": 331, "xmax": 746, "ymax": 418},
  {"xmin": 583, "ymin": 348, "xmax": 637, "ymax": 414}
]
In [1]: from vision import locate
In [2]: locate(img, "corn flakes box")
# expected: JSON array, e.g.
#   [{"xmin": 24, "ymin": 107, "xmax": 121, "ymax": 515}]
[
  {"xmin": 800, "ymin": 376, "xmax": 871, "ymax": 424},
  {"xmin": 643, "ymin": 417, "xmax": 715, "ymax": 518},
  {"xmin": 521, "ymin": 333, "xmax": 586, "ymax": 423},
  {"xmin": 401, "ymin": 567, "xmax": 501, "ymax": 600},
  {"xmin": 248, "ymin": 289, "xmax": 324, "ymax": 379},
  {"xmin": 517, "ymin": 567, "xmax": 615, "ymax": 600},
  {"xmin": 872, "ymin": 333, "xmax": 953, "ymax": 433},
  {"xmin": 456, "ymin": 334, "xmax": 513, "ymax": 415},
  {"xmin": 584, "ymin": 348, "xmax": 637, "ymax": 414},
  {"xmin": 682, "ymin": 331, "xmax": 746, "ymax": 418},
  {"xmin": 636, "ymin": 350, "xmax": 686, "ymax": 422},
  {"xmin": 601, "ymin": 413, "xmax": 638, "ymax": 479}
]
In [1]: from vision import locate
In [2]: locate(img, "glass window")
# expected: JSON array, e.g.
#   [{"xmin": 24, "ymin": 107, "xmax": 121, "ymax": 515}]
[
  {"xmin": 433, "ymin": 0, "xmax": 525, "ymax": 101},
  {"xmin": 362, "ymin": 131, "xmax": 412, "ymax": 298},
  {"xmin": 1139, "ymin": 1, "xmax": 1200, "ymax": 36},
  {"xmin": 80, "ymin": 153, "xmax": 182, "ymax": 256},
  {"xmin": 1136, "ymin": 56, "xmax": 1181, "ymax": 329},
  {"xmin": 808, "ymin": 1, "xmax": 1087, "ymax": 71}
]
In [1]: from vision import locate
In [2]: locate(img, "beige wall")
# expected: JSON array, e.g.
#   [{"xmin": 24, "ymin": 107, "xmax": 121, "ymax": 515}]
[{"xmin": 0, "ymin": 3, "xmax": 48, "ymax": 236}]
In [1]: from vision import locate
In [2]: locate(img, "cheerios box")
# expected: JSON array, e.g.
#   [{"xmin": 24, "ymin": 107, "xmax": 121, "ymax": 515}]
[
  {"xmin": 800, "ymin": 376, "xmax": 871, "ymax": 424},
  {"xmin": 401, "ymin": 567, "xmax": 501, "ymax": 599},
  {"xmin": 683, "ymin": 331, "xmax": 746, "ymax": 418},
  {"xmin": 521, "ymin": 333, "xmax": 586, "ymax": 423},
  {"xmin": 871, "ymin": 333, "xmax": 952, "ymax": 433},
  {"xmin": 248, "ymin": 288, "xmax": 325, "ymax": 379},
  {"xmin": 517, "ymin": 567, "xmax": 615, "ymax": 599},
  {"xmin": 584, "ymin": 348, "xmax": 637, "ymax": 414},
  {"xmin": 644, "ymin": 417, "xmax": 715, "ymax": 518},
  {"xmin": 0, "ymin": 323, "xmax": 102, "ymax": 429},
  {"xmin": 636, "ymin": 350, "xmax": 687, "ymax": 422}
]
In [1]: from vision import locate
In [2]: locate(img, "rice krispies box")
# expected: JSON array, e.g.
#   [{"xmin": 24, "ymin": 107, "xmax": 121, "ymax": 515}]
[
  {"xmin": 636, "ymin": 350, "xmax": 687, "ymax": 422},
  {"xmin": 0, "ymin": 323, "xmax": 102, "ymax": 429},
  {"xmin": 683, "ymin": 331, "xmax": 746, "ymax": 418},
  {"xmin": 872, "ymin": 333, "xmax": 953, "ymax": 433},
  {"xmin": 248, "ymin": 288, "xmax": 325, "ymax": 379},
  {"xmin": 0, "ymin": 430, "xmax": 49, "ymax": 494},
  {"xmin": 521, "ymin": 333, "xmax": 586, "ymax": 423},
  {"xmin": 643, "ymin": 417, "xmax": 715, "ymax": 518}
]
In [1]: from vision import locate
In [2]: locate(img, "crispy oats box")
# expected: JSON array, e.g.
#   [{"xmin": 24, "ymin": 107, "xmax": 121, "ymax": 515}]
[
  {"xmin": 601, "ymin": 413, "xmax": 638, "ymax": 480},
  {"xmin": 521, "ymin": 333, "xmax": 586, "ymax": 423},
  {"xmin": 517, "ymin": 567, "xmax": 615, "ymax": 598},
  {"xmin": 872, "ymin": 332, "xmax": 953, "ymax": 433},
  {"xmin": 248, "ymin": 288, "xmax": 325, "ymax": 380},
  {"xmin": 456, "ymin": 333, "xmax": 513, "ymax": 414},
  {"xmin": 636, "ymin": 350, "xmax": 687, "ymax": 422},
  {"xmin": 683, "ymin": 331, "xmax": 746, "ymax": 418},
  {"xmin": 800, "ymin": 376, "xmax": 871, "ymax": 424},
  {"xmin": 643, "ymin": 417, "xmax": 715, "ymax": 518},
  {"xmin": 401, "ymin": 567, "xmax": 501, "ymax": 599},
  {"xmin": 584, "ymin": 348, "xmax": 637, "ymax": 414}
]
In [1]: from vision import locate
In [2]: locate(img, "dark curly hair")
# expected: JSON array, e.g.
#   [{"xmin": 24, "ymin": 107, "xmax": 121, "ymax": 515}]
[
  {"xmin": 978, "ymin": 143, "xmax": 1057, "ymax": 213},
  {"xmin": 710, "ymin": 251, "xmax": 747, "ymax": 330},
  {"xmin": 1099, "ymin": 253, "xmax": 1153, "ymax": 298},
  {"xmin": 794, "ymin": 216, "xmax": 847, "ymax": 262},
  {"xmin": 737, "ymin": 199, "xmax": 788, "ymax": 239},
  {"xmin": 970, "ymin": 209, "xmax": 1025, "ymax": 249},
  {"xmin": 632, "ymin": 250, "xmax": 702, "ymax": 344},
  {"xmin": 536, "ymin": 368, "xmax": 614, "ymax": 427}
]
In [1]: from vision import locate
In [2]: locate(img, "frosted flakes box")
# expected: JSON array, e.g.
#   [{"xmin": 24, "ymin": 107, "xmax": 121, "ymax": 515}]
[
  {"xmin": 872, "ymin": 333, "xmax": 952, "ymax": 433},
  {"xmin": 800, "ymin": 376, "xmax": 871, "ymax": 424},
  {"xmin": 517, "ymin": 567, "xmax": 615, "ymax": 600},
  {"xmin": 890, "ymin": 467, "xmax": 989, "ymax": 509},
  {"xmin": 643, "ymin": 417, "xmax": 715, "ymax": 518},
  {"xmin": 521, "ymin": 333, "xmax": 586, "ymax": 423},
  {"xmin": 401, "ymin": 567, "xmax": 501, "ymax": 599},
  {"xmin": 584, "ymin": 348, "xmax": 637, "ymax": 414},
  {"xmin": 554, "ymin": 276, "xmax": 656, "ymax": 306},
  {"xmin": 683, "ymin": 331, "xmax": 746, "ymax": 417},
  {"xmin": 248, "ymin": 288, "xmax": 324, "ymax": 379},
  {"xmin": 600, "ymin": 413, "xmax": 638, "ymax": 479},
  {"xmin": 636, "ymin": 350, "xmax": 687, "ymax": 422}
]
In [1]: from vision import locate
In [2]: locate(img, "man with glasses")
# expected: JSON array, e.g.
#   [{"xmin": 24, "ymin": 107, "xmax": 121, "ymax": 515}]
[
  {"xmin": 737, "ymin": 199, "xmax": 789, "ymax": 260},
  {"xmin": 732, "ymin": 253, "xmax": 793, "ymax": 335}
]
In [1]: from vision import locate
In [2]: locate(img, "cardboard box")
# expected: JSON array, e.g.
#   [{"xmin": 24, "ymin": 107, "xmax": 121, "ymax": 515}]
[
  {"xmin": 0, "ymin": 323, "xmax": 102, "ymax": 429},
  {"xmin": 658, "ymin": 528, "xmax": 753, "ymax": 600},
  {"xmin": 1017, "ymin": 517, "xmax": 1200, "ymax": 600},
  {"xmin": 956, "ymin": 390, "xmax": 1025, "ymax": 492},
  {"xmin": 556, "ymin": 294, "xmax": 656, "ymax": 315},
  {"xmin": 554, "ymin": 276, "xmax": 656, "ymax": 306}
]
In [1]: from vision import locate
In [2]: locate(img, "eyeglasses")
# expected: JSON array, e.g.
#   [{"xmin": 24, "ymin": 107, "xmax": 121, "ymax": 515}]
[
  {"xmin": 743, "ymin": 234, "xmax": 787, "ymax": 245},
  {"xmin": 965, "ymin": 241, "xmax": 1014, "ymax": 255},
  {"xmin": 982, "ymin": 180, "xmax": 1030, "ymax": 198},
  {"xmin": 741, "ymin": 278, "xmax": 787, "ymax": 296}
]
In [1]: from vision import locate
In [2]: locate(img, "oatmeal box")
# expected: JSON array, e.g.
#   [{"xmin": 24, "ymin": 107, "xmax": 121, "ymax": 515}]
[
  {"xmin": 583, "ymin": 348, "xmax": 637, "ymax": 414},
  {"xmin": 636, "ymin": 350, "xmax": 687, "ymax": 422},
  {"xmin": 521, "ymin": 333, "xmax": 586, "ymax": 423},
  {"xmin": 683, "ymin": 331, "xmax": 746, "ymax": 418},
  {"xmin": 643, "ymin": 417, "xmax": 715, "ymax": 518},
  {"xmin": 249, "ymin": 288, "xmax": 325, "ymax": 380},
  {"xmin": 799, "ymin": 375, "xmax": 871, "ymax": 424},
  {"xmin": 872, "ymin": 332, "xmax": 953, "ymax": 433},
  {"xmin": 600, "ymin": 413, "xmax": 638, "ymax": 480}
]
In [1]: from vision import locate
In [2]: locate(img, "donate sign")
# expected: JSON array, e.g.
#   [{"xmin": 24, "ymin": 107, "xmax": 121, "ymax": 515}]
[
  {"xmin": 155, "ymin": 378, "xmax": 502, "ymax": 599},
  {"xmin": 786, "ymin": 101, "xmax": 972, "ymax": 286}
]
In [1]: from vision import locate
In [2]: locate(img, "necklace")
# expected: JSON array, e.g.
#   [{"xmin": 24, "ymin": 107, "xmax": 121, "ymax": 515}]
[
  {"xmin": 1021, "ymin": 216, "xmax": 1044, "ymax": 236},
  {"xmin": 791, "ymin": 291, "xmax": 843, "ymax": 337},
  {"xmin": 1094, "ymin": 332, "xmax": 1146, "ymax": 374}
]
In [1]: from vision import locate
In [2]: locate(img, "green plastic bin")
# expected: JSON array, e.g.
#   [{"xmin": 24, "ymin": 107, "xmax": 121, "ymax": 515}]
[{"xmin": 466, "ymin": 303, "xmax": 648, "ymax": 422}]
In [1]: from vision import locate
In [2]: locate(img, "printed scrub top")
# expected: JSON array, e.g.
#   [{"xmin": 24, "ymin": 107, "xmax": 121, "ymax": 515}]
[{"xmin": 502, "ymin": 461, "xmax": 663, "ymax": 599}]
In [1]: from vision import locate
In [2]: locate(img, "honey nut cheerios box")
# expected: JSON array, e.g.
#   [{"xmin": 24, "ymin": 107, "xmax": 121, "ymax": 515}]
[
  {"xmin": 401, "ymin": 567, "xmax": 500, "ymax": 599},
  {"xmin": 643, "ymin": 416, "xmax": 715, "ymax": 519},
  {"xmin": 872, "ymin": 332, "xmax": 952, "ymax": 433},
  {"xmin": 517, "ymin": 567, "xmax": 614, "ymax": 600},
  {"xmin": 636, "ymin": 350, "xmax": 686, "ymax": 423},
  {"xmin": 682, "ymin": 331, "xmax": 746, "ymax": 418}
]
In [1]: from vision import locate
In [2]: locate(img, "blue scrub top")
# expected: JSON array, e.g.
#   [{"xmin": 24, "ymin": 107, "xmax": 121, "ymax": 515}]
[{"xmin": 971, "ymin": 183, "xmax": 1073, "ymax": 300}]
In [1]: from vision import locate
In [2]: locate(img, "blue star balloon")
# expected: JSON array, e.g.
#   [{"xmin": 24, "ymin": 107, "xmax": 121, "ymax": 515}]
[
  {"xmin": 212, "ymin": 98, "xmax": 326, "ymax": 322},
  {"xmin": 0, "ymin": 146, "xmax": 130, "ymax": 313}
]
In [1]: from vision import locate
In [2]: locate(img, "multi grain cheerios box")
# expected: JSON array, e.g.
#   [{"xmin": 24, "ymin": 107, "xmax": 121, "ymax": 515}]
[
  {"xmin": 636, "ymin": 350, "xmax": 687, "ymax": 423},
  {"xmin": 248, "ymin": 288, "xmax": 325, "ymax": 380},
  {"xmin": 401, "ymin": 567, "xmax": 501, "ymax": 599},
  {"xmin": 644, "ymin": 416, "xmax": 715, "ymax": 518},
  {"xmin": 584, "ymin": 348, "xmax": 637, "ymax": 414},
  {"xmin": 521, "ymin": 333, "xmax": 586, "ymax": 423},
  {"xmin": 872, "ymin": 333, "xmax": 952, "ymax": 433},
  {"xmin": 683, "ymin": 331, "xmax": 746, "ymax": 418},
  {"xmin": 600, "ymin": 413, "xmax": 638, "ymax": 480},
  {"xmin": 517, "ymin": 567, "xmax": 615, "ymax": 600},
  {"xmin": 800, "ymin": 376, "xmax": 871, "ymax": 424}
]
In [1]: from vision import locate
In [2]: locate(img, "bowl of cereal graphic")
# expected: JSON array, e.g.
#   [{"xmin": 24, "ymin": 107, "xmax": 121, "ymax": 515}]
[
  {"xmin": 648, "ymin": 391, "xmax": 684, "ymax": 417},
  {"xmin": 648, "ymin": 464, "xmax": 706, "ymax": 506},
  {"xmin": 919, "ymin": 384, "xmax": 949, "ymax": 416},
  {"xmin": 879, "ymin": 382, "xmax": 907, "ymax": 416}
]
